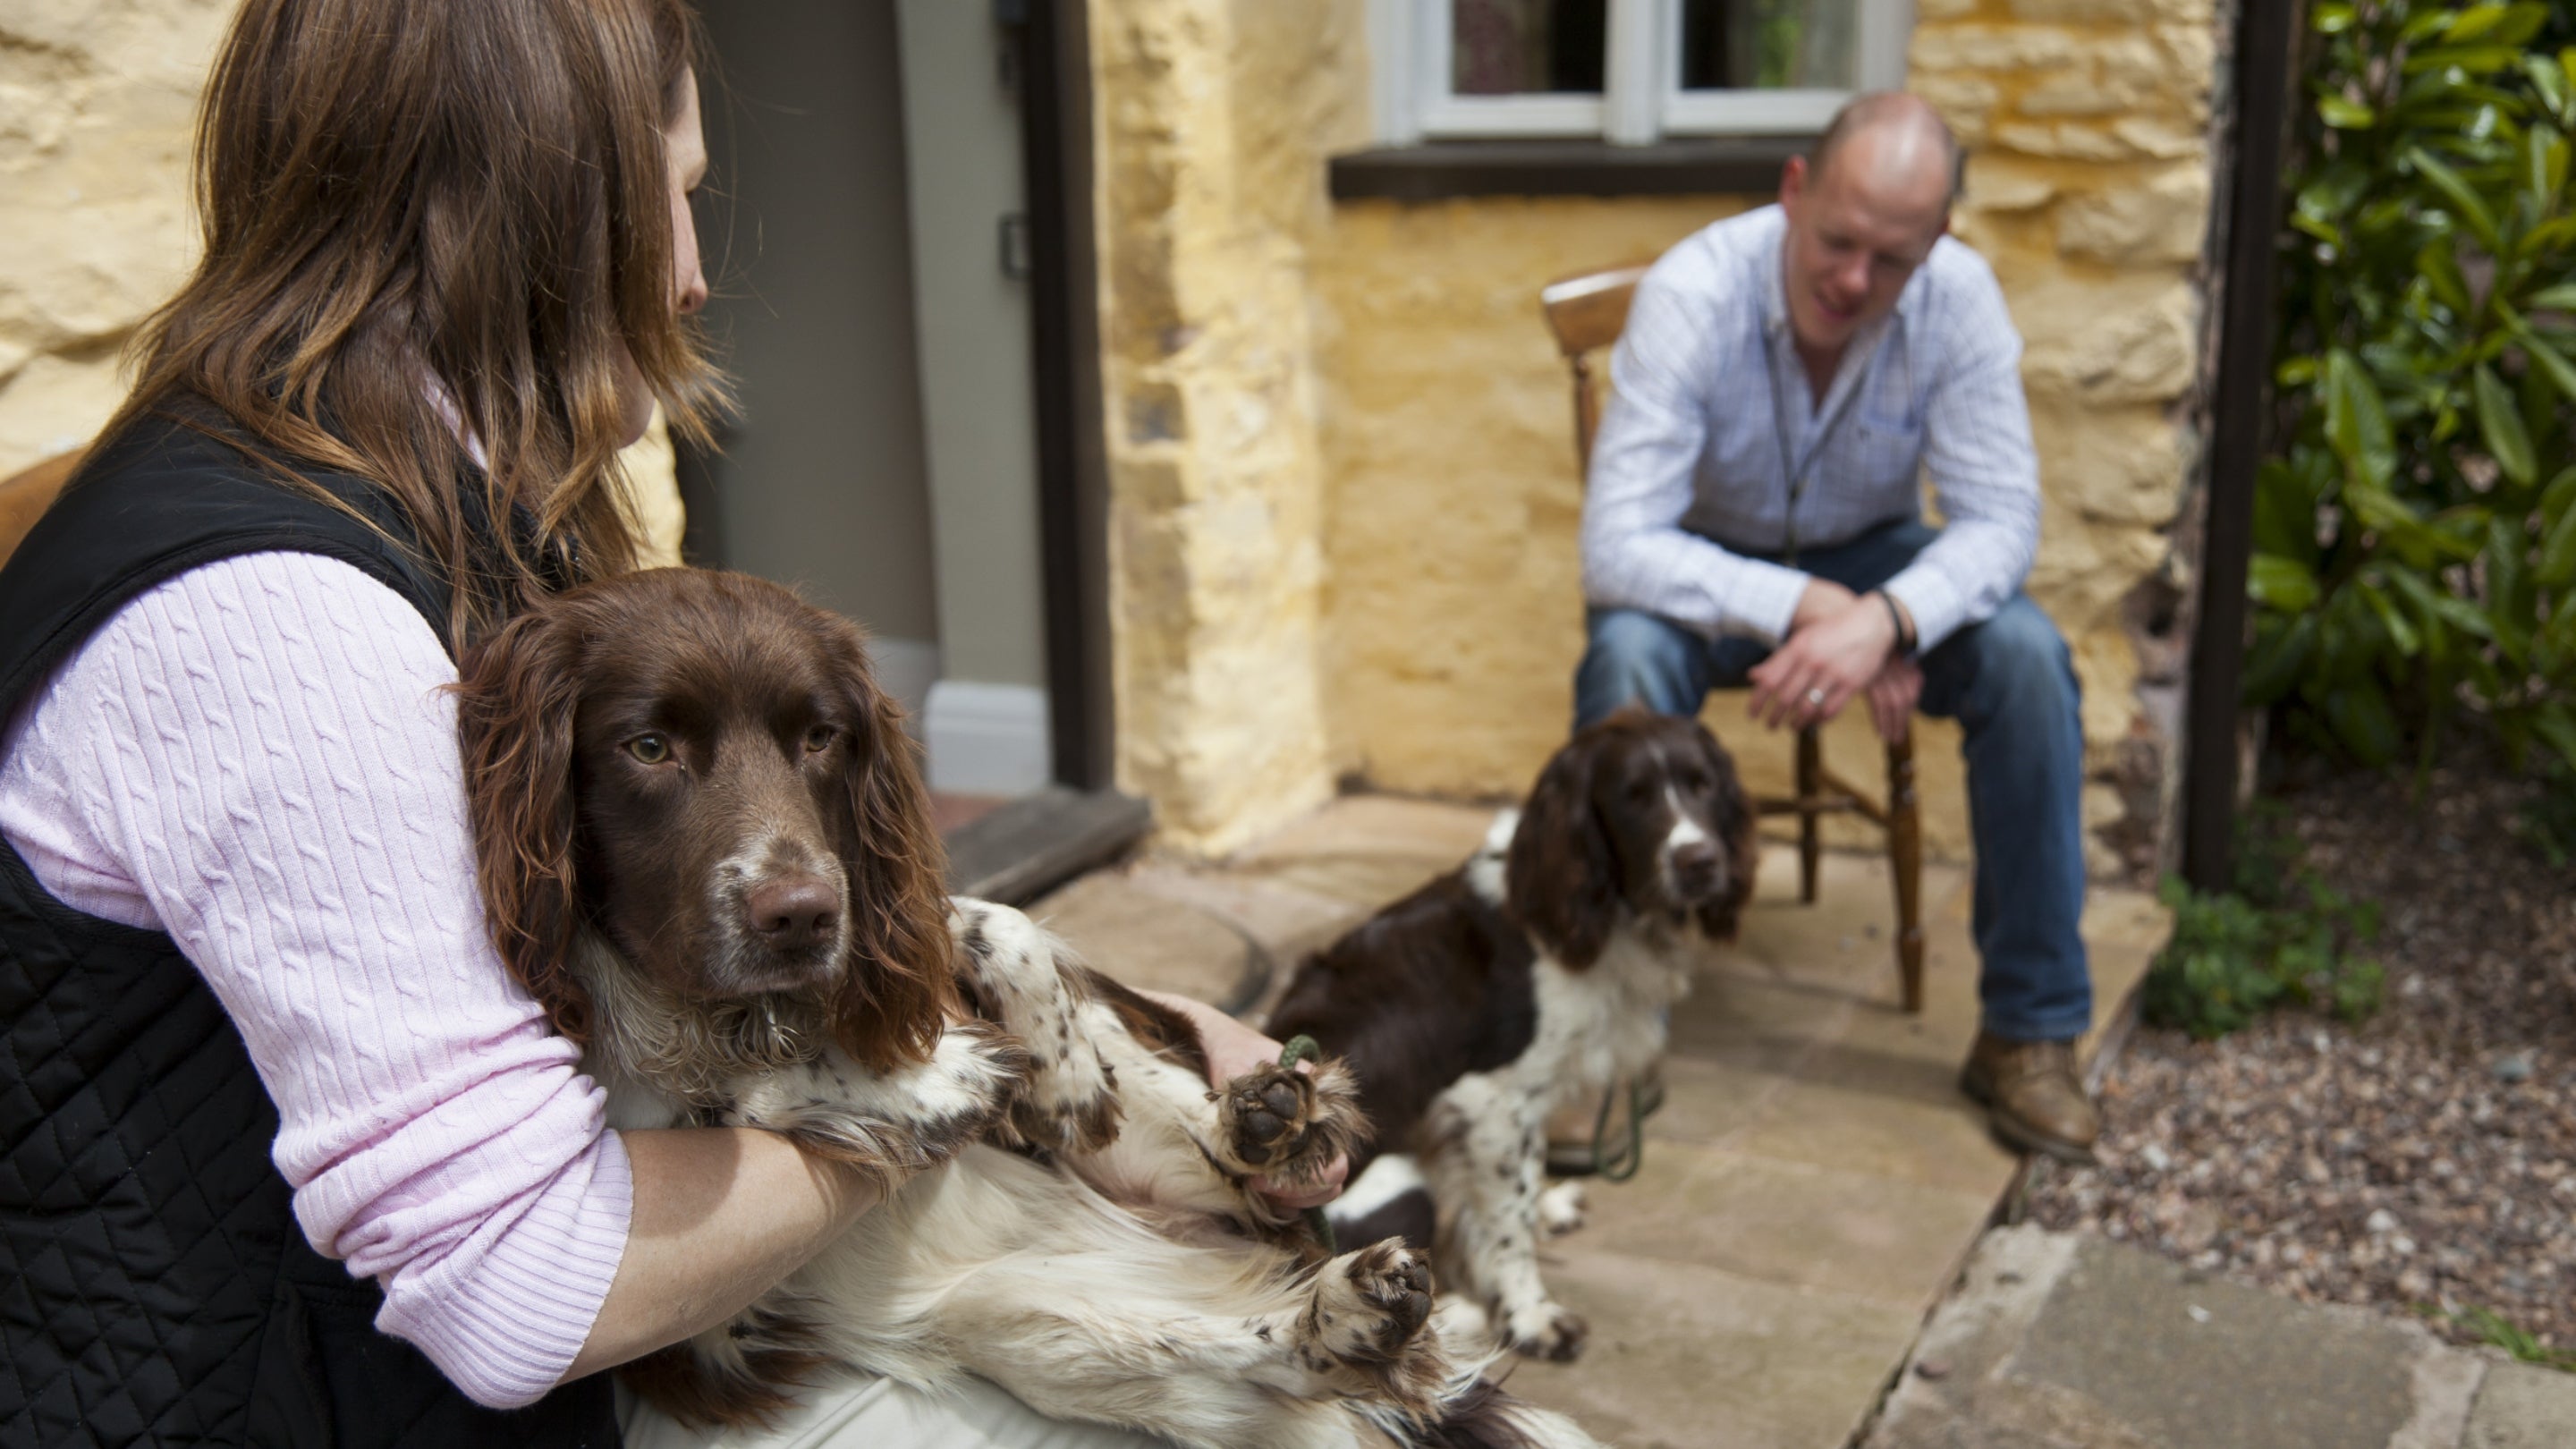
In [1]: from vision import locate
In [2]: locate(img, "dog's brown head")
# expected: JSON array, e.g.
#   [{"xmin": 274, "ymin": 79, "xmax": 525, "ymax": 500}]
[
  {"xmin": 1504, "ymin": 707, "xmax": 1757, "ymax": 969},
  {"xmin": 455, "ymin": 567, "xmax": 955, "ymax": 1072}
]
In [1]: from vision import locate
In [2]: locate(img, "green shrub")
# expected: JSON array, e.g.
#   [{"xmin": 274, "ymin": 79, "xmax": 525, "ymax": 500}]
[
  {"xmin": 2143, "ymin": 812, "xmax": 2384, "ymax": 1040},
  {"xmin": 2248, "ymin": 2, "xmax": 2576, "ymax": 772}
]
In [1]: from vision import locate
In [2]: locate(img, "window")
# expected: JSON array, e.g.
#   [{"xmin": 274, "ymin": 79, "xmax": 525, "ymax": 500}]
[{"xmin": 1368, "ymin": 0, "xmax": 1914, "ymax": 147}]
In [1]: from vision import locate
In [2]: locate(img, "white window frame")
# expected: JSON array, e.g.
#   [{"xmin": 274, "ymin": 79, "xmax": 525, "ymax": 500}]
[{"xmin": 1370, "ymin": 0, "xmax": 1915, "ymax": 148}]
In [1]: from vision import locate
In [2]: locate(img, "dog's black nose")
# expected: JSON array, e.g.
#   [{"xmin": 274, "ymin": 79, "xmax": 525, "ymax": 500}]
[
  {"xmin": 746, "ymin": 876, "xmax": 839, "ymax": 952},
  {"xmin": 1670, "ymin": 841, "xmax": 1722, "ymax": 892}
]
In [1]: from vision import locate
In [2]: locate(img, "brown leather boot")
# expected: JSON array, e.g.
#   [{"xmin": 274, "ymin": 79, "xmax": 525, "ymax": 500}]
[{"xmin": 1960, "ymin": 1031, "xmax": 2099, "ymax": 1165}]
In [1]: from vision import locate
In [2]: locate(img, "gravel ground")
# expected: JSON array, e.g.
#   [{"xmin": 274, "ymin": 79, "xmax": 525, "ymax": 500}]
[{"xmin": 2029, "ymin": 755, "xmax": 2576, "ymax": 1354}]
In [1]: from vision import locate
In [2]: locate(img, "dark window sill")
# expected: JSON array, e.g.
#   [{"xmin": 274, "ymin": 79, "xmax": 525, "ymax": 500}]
[{"xmin": 1327, "ymin": 136, "xmax": 1810, "ymax": 203}]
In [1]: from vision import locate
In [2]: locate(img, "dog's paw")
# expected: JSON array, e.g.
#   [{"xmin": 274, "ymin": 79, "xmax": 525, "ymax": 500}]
[
  {"xmin": 1499, "ymin": 1300, "xmax": 1589, "ymax": 1363},
  {"xmin": 949, "ymin": 898, "xmax": 1123, "ymax": 1157},
  {"xmin": 1216, "ymin": 1058, "xmax": 1368, "ymax": 1192},
  {"xmin": 724, "ymin": 1021, "xmax": 1030, "ymax": 1185},
  {"xmin": 1298, "ymin": 1241, "xmax": 1436, "ymax": 1374},
  {"xmin": 1536, "ymin": 1180, "xmax": 1589, "ymax": 1240}
]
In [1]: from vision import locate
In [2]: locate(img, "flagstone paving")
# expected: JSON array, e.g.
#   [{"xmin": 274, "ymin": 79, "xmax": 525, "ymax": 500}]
[{"xmin": 1023, "ymin": 795, "xmax": 2165, "ymax": 1449}]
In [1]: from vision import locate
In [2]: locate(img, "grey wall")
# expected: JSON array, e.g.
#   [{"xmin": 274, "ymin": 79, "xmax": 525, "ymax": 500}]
[
  {"xmin": 896, "ymin": 0, "xmax": 1046, "ymax": 691},
  {"xmin": 696, "ymin": 0, "xmax": 938, "ymax": 651}
]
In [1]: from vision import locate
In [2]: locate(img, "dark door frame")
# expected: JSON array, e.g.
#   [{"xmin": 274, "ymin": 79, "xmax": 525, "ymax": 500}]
[
  {"xmin": 1015, "ymin": 0, "xmax": 1115, "ymax": 794},
  {"xmin": 2181, "ymin": 0, "xmax": 2301, "ymax": 891}
]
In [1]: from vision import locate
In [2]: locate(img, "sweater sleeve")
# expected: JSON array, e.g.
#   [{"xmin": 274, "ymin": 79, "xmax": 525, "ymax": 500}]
[{"xmin": 0, "ymin": 550, "xmax": 631, "ymax": 1410}]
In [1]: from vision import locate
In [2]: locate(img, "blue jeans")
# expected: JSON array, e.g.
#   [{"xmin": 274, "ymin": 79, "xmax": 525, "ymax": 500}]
[{"xmin": 1573, "ymin": 520, "xmax": 2092, "ymax": 1043}]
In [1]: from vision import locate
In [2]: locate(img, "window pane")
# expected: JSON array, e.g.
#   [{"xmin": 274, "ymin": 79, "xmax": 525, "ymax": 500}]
[
  {"xmin": 1679, "ymin": 0, "xmax": 1859, "ymax": 91},
  {"xmin": 1452, "ymin": 0, "xmax": 1607, "ymax": 96}
]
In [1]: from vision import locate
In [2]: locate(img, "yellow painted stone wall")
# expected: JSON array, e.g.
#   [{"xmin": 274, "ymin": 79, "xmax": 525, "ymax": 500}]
[
  {"xmin": 0, "ymin": 0, "xmax": 682, "ymax": 564},
  {"xmin": 1090, "ymin": 0, "xmax": 1372, "ymax": 855}
]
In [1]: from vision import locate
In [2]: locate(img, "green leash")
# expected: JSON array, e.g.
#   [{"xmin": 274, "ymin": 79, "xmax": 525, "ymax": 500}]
[
  {"xmin": 1587, "ymin": 1079, "xmax": 1648, "ymax": 1183},
  {"xmin": 1275, "ymin": 1033, "xmax": 1337, "ymax": 1252}
]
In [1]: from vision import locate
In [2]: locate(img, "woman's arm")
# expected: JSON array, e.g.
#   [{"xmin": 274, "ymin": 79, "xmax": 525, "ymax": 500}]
[
  {"xmin": 566, "ymin": 1127, "xmax": 879, "ymax": 1378},
  {"xmin": 0, "ymin": 551, "xmax": 867, "ymax": 1405}
]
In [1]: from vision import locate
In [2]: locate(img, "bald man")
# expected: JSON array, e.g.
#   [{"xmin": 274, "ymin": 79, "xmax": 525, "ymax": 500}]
[{"xmin": 1574, "ymin": 93, "xmax": 2097, "ymax": 1164}]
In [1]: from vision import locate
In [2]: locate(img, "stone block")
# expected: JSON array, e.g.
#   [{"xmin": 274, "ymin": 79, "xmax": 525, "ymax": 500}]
[
  {"xmin": 1995, "ymin": 120, "xmax": 2140, "ymax": 162},
  {"xmin": 2056, "ymin": 161, "xmax": 2215, "ymax": 264},
  {"xmin": 2465, "ymin": 1362, "xmax": 2576, "ymax": 1449},
  {"xmin": 2017, "ymin": 275, "xmax": 2200, "ymax": 404},
  {"xmin": 2112, "ymin": 113, "xmax": 2208, "ymax": 160},
  {"xmin": 1909, "ymin": 24, "xmax": 2085, "ymax": 74},
  {"xmin": 2033, "ymin": 400, "xmax": 2190, "ymax": 525},
  {"xmin": 1911, "ymin": 72, "xmax": 2000, "ymax": 144},
  {"xmin": 1962, "ymin": 155, "xmax": 2062, "ymax": 212},
  {"xmin": 0, "ymin": 354, "xmax": 122, "ymax": 474}
]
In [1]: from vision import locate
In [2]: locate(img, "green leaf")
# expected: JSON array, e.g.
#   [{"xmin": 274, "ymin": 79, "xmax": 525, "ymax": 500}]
[
  {"xmin": 2516, "ymin": 327, "xmax": 2576, "ymax": 406},
  {"xmin": 2527, "ymin": 281, "xmax": 2576, "ymax": 312},
  {"xmin": 2534, "ymin": 702, "xmax": 2576, "ymax": 774},
  {"xmin": 2531, "ymin": 53, "xmax": 2574, "ymax": 111},
  {"xmin": 2475, "ymin": 362, "xmax": 2538, "ymax": 486},
  {"xmin": 2253, "ymin": 455, "xmax": 2323, "ymax": 564},
  {"xmin": 2445, "ymin": 4, "xmax": 2515, "ymax": 42},
  {"xmin": 2321, "ymin": 677, "xmax": 2404, "ymax": 767},
  {"xmin": 2486, "ymin": 514, "xmax": 2534, "ymax": 660},
  {"xmin": 2318, "ymin": 95, "xmax": 2377, "ymax": 129},
  {"xmin": 2404, "ymin": 44, "xmax": 2532, "ymax": 77},
  {"xmin": 2249, "ymin": 553, "xmax": 2323, "ymax": 613},
  {"xmin": 2242, "ymin": 613, "xmax": 2318, "ymax": 706},
  {"xmin": 2411, "ymin": 148, "xmax": 2504, "ymax": 250},
  {"xmin": 2360, "ymin": 579, "xmax": 2422, "ymax": 656},
  {"xmin": 2387, "ymin": 565, "xmax": 2495, "ymax": 640},
  {"xmin": 2324, "ymin": 349, "xmax": 2398, "ymax": 487},
  {"xmin": 2527, "ymin": 124, "xmax": 2570, "ymax": 217},
  {"xmin": 2538, "ymin": 496, "xmax": 2576, "ymax": 585},
  {"xmin": 2418, "ymin": 238, "xmax": 2474, "ymax": 315},
  {"xmin": 2311, "ymin": 2, "xmax": 2356, "ymax": 34}
]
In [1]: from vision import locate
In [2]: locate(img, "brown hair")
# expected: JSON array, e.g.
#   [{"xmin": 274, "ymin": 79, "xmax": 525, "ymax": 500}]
[{"xmin": 102, "ymin": 0, "xmax": 725, "ymax": 646}]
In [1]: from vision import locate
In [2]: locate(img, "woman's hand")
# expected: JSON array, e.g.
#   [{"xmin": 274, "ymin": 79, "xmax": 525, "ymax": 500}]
[{"xmin": 1140, "ymin": 990, "xmax": 1351, "ymax": 1212}]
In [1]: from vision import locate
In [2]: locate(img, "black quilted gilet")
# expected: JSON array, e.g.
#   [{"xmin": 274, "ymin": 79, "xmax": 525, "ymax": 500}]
[{"xmin": 0, "ymin": 411, "xmax": 620, "ymax": 1447}]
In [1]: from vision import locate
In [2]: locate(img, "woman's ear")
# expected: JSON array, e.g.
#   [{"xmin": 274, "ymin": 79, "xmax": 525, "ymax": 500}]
[
  {"xmin": 1692, "ymin": 725, "xmax": 1759, "ymax": 944},
  {"xmin": 1505, "ymin": 732, "xmax": 1620, "ymax": 969},
  {"xmin": 819, "ymin": 619, "xmax": 958, "ymax": 1072},
  {"xmin": 454, "ymin": 605, "xmax": 594, "ymax": 1040}
]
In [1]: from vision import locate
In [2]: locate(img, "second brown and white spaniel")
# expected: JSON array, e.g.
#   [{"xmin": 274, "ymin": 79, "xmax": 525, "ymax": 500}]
[
  {"xmin": 453, "ymin": 567, "xmax": 1603, "ymax": 1449},
  {"xmin": 1269, "ymin": 708, "xmax": 1758, "ymax": 1361}
]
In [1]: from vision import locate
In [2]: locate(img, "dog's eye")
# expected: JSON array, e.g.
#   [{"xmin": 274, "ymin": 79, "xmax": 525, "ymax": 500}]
[
  {"xmin": 803, "ymin": 724, "xmax": 838, "ymax": 755},
  {"xmin": 625, "ymin": 733, "xmax": 673, "ymax": 766}
]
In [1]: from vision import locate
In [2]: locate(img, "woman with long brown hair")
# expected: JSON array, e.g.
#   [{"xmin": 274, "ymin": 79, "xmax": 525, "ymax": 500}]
[{"xmin": 0, "ymin": 2, "xmax": 1240, "ymax": 1443}]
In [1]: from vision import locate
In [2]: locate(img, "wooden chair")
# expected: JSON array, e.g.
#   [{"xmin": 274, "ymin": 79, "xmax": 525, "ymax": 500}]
[
  {"xmin": 0, "ymin": 448, "xmax": 82, "ymax": 572},
  {"xmin": 1540, "ymin": 265, "xmax": 1927, "ymax": 1013}
]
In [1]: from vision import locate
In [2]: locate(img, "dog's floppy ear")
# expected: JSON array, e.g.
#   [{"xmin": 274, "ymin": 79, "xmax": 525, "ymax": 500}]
[
  {"xmin": 1690, "ymin": 723, "xmax": 1759, "ymax": 943},
  {"xmin": 816, "ymin": 614, "xmax": 958, "ymax": 1073},
  {"xmin": 1505, "ymin": 729, "xmax": 1622, "ymax": 970},
  {"xmin": 455, "ymin": 602, "xmax": 595, "ymax": 1042}
]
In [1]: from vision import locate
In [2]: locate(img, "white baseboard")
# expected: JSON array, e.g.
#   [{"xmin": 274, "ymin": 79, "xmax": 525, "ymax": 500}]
[
  {"xmin": 925, "ymin": 681, "xmax": 1052, "ymax": 795},
  {"xmin": 869, "ymin": 638, "xmax": 941, "ymax": 739}
]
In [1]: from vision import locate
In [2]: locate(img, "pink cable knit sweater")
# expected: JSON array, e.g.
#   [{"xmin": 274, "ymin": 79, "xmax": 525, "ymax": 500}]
[{"xmin": 0, "ymin": 549, "xmax": 631, "ymax": 1410}]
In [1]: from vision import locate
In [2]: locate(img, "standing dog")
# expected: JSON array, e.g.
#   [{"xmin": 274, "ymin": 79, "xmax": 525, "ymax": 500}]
[
  {"xmin": 453, "ymin": 567, "xmax": 1601, "ymax": 1449},
  {"xmin": 1269, "ymin": 710, "xmax": 1756, "ymax": 1360}
]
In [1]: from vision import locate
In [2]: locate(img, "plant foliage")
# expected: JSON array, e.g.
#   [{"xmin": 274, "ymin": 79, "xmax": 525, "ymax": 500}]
[
  {"xmin": 2250, "ymin": 2, "xmax": 2576, "ymax": 771},
  {"xmin": 2143, "ymin": 806, "xmax": 2384, "ymax": 1040}
]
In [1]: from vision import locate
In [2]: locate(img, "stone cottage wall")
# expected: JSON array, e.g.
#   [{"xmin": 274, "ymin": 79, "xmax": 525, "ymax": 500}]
[{"xmin": 0, "ymin": 0, "xmax": 683, "ymax": 565}]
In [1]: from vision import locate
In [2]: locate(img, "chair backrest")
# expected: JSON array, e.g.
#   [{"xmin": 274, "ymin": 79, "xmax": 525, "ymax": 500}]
[
  {"xmin": 1538, "ymin": 264, "xmax": 1648, "ymax": 475},
  {"xmin": 0, "ymin": 449, "xmax": 83, "ymax": 572}
]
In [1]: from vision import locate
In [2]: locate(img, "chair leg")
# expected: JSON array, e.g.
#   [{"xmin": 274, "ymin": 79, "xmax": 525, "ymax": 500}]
[
  {"xmin": 1886, "ymin": 728, "xmax": 1926, "ymax": 1013},
  {"xmin": 1795, "ymin": 726, "xmax": 1821, "ymax": 904}
]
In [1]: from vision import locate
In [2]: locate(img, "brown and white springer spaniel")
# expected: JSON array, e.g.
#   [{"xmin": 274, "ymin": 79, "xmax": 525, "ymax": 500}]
[
  {"xmin": 1270, "ymin": 709, "xmax": 1757, "ymax": 1361},
  {"xmin": 453, "ymin": 567, "xmax": 1603, "ymax": 1449}
]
